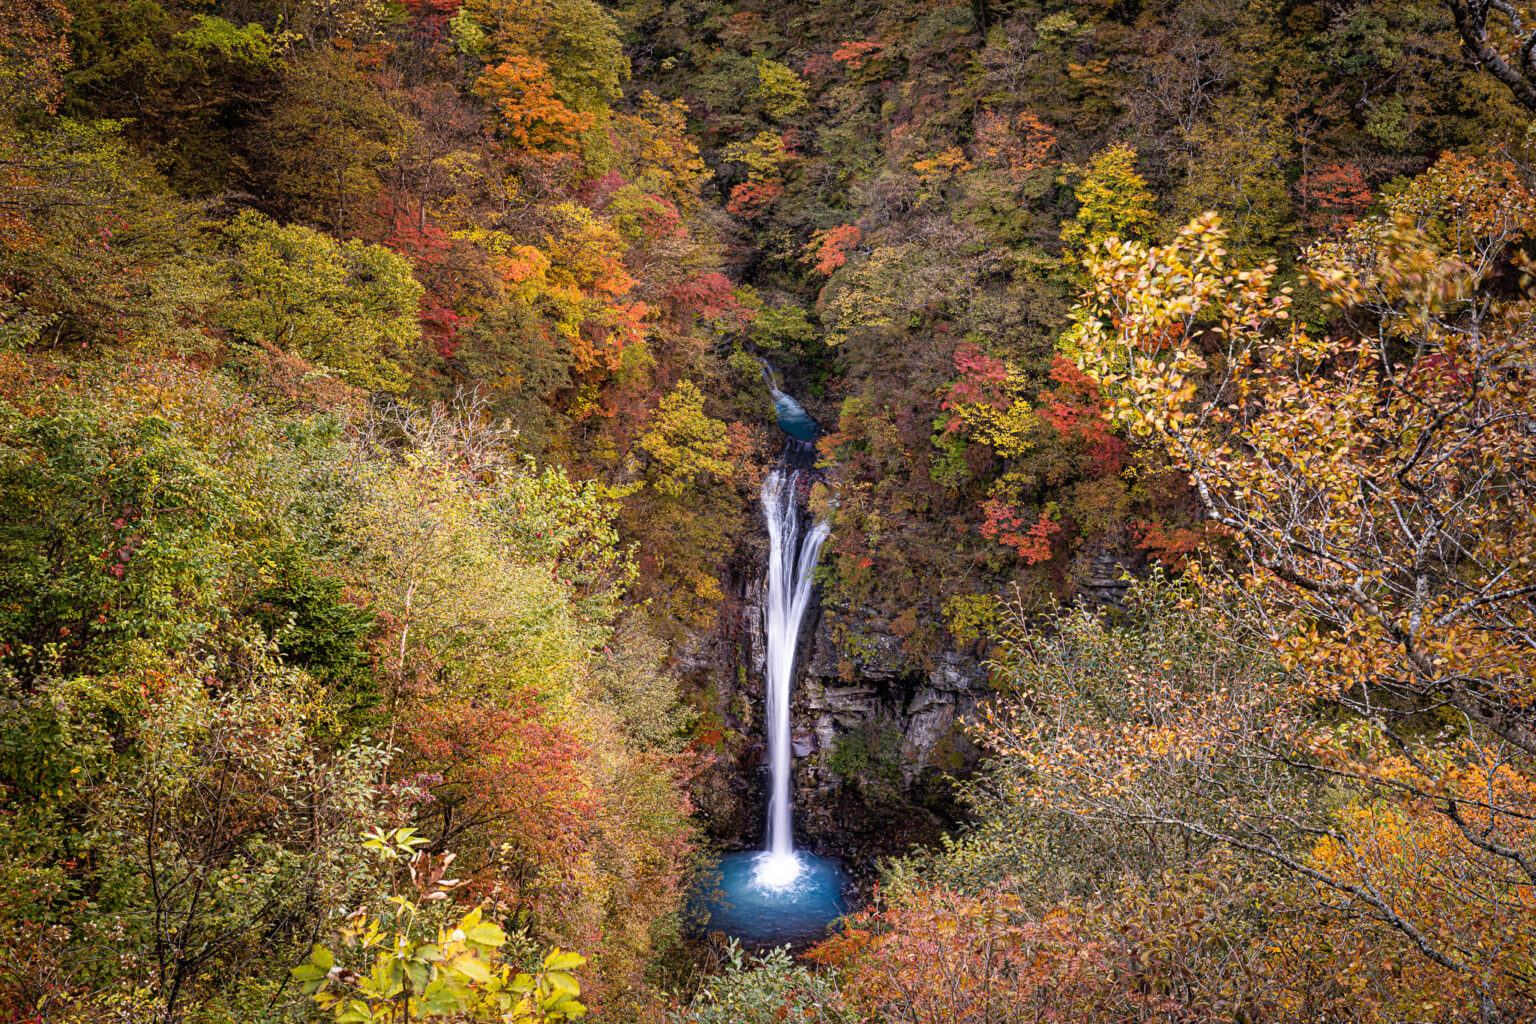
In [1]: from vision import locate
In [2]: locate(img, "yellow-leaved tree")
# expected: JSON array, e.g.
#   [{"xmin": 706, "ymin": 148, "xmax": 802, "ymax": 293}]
[
  {"xmin": 1058, "ymin": 142, "xmax": 1157, "ymax": 269},
  {"xmin": 293, "ymin": 828, "xmax": 589, "ymax": 1024},
  {"xmin": 1020, "ymin": 150, "xmax": 1536, "ymax": 1019}
]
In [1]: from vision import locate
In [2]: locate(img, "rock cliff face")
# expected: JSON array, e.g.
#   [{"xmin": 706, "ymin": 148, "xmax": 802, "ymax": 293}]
[
  {"xmin": 675, "ymin": 520, "xmax": 990, "ymax": 872},
  {"xmin": 792, "ymin": 603, "xmax": 989, "ymax": 867},
  {"xmin": 666, "ymin": 392, "xmax": 1134, "ymax": 919},
  {"xmin": 678, "ymin": 376, "xmax": 1138, "ymax": 869},
  {"xmin": 674, "ymin": 491, "xmax": 1145, "ymax": 877}
]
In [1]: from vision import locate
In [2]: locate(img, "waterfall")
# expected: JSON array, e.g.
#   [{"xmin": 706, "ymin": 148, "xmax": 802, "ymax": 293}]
[
  {"xmin": 686, "ymin": 373, "xmax": 852, "ymax": 945},
  {"xmin": 756, "ymin": 467, "xmax": 829, "ymax": 888}
]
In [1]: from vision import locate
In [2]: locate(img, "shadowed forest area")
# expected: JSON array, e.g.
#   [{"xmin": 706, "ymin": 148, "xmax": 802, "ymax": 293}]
[{"xmin": 1, "ymin": 0, "xmax": 1534, "ymax": 1021}]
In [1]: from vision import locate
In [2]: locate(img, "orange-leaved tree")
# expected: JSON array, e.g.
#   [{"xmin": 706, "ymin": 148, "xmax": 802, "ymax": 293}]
[
  {"xmin": 475, "ymin": 56, "xmax": 594, "ymax": 155},
  {"xmin": 807, "ymin": 862, "xmax": 1277, "ymax": 1024}
]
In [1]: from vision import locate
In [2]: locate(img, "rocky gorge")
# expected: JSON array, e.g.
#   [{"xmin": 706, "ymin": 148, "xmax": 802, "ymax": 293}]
[
  {"xmin": 676, "ymin": 555, "xmax": 987, "ymax": 879},
  {"xmin": 675, "ymin": 365, "xmax": 1147, "ymax": 889},
  {"xmin": 667, "ymin": 363, "xmax": 986, "ymax": 885}
]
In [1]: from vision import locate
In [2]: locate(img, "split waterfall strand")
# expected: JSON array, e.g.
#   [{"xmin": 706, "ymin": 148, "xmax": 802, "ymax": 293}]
[
  {"xmin": 756, "ymin": 469, "xmax": 829, "ymax": 889},
  {"xmin": 694, "ymin": 377, "xmax": 849, "ymax": 946}
]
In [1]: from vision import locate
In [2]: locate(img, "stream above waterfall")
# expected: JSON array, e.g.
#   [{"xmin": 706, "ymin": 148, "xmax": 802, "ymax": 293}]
[{"xmin": 769, "ymin": 388, "xmax": 821, "ymax": 442}]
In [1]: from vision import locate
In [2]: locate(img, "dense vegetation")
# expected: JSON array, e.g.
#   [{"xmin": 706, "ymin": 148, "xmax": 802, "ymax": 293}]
[{"xmin": 2, "ymin": 0, "xmax": 1534, "ymax": 1021}]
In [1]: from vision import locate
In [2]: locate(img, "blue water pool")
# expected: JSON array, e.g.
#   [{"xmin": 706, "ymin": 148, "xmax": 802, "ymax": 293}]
[
  {"xmin": 770, "ymin": 389, "xmax": 822, "ymax": 442},
  {"xmin": 698, "ymin": 851, "xmax": 851, "ymax": 949}
]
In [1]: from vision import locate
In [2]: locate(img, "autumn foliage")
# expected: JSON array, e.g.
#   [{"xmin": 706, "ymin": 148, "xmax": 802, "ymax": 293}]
[
  {"xmin": 476, "ymin": 56, "xmax": 594, "ymax": 153},
  {"xmin": 1036, "ymin": 150, "xmax": 1536, "ymax": 1018},
  {"xmin": 10, "ymin": 0, "xmax": 1536, "ymax": 1020}
]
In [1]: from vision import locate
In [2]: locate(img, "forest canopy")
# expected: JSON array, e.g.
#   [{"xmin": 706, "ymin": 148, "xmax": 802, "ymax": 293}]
[{"xmin": 2, "ymin": 0, "xmax": 1535, "ymax": 1022}]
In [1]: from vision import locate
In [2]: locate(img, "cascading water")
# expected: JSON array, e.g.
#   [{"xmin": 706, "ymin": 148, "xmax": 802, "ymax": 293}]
[
  {"xmin": 757, "ymin": 468, "xmax": 831, "ymax": 888},
  {"xmin": 697, "ymin": 365, "xmax": 850, "ymax": 949},
  {"xmin": 767, "ymin": 387, "xmax": 822, "ymax": 445}
]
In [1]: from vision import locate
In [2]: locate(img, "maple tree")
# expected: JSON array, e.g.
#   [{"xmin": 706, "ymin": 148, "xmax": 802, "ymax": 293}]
[
  {"xmin": 977, "ymin": 500, "xmax": 1057, "ymax": 564},
  {"xmin": 803, "ymin": 224, "xmax": 859, "ymax": 276},
  {"xmin": 463, "ymin": 0, "xmax": 627, "ymax": 115},
  {"xmin": 970, "ymin": 108, "xmax": 1055, "ymax": 184},
  {"xmin": 1295, "ymin": 160, "xmax": 1373, "ymax": 233},
  {"xmin": 829, "ymin": 39, "xmax": 881, "ymax": 71},
  {"xmin": 476, "ymin": 56, "xmax": 595, "ymax": 155}
]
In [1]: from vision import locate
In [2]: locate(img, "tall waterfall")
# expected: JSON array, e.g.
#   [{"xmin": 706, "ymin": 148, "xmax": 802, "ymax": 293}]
[
  {"xmin": 691, "ymin": 375, "xmax": 851, "ymax": 942},
  {"xmin": 757, "ymin": 467, "xmax": 829, "ymax": 887}
]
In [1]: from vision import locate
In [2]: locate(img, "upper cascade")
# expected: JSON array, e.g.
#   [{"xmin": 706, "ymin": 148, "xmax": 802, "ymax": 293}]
[{"xmin": 758, "ymin": 357, "xmax": 823, "ymax": 466}]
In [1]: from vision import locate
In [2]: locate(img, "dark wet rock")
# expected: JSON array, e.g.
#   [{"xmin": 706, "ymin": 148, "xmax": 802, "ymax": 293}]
[
  {"xmin": 1069, "ymin": 539, "xmax": 1143, "ymax": 610},
  {"xmin": 673, "ymin": 459, "xmax": 1138, "ymax": 886}
]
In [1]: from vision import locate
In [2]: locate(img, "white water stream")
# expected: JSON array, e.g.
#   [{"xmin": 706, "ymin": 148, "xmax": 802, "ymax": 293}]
[{"xmin": 755, "ymin": 466, "xmax": 830, "ymax": 889}]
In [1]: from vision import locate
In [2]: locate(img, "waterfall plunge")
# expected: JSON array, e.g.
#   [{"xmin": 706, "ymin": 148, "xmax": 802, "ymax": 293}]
[
  {"xmin": 694, "ymin": 367, "xmax": 850, "ymax": 943},
  {"xmin": 756, "ymin": 468, "xmax": 829, "ymax": 890}
]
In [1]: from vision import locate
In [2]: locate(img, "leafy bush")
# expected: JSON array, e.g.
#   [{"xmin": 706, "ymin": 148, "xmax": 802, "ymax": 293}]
[
  {"xmin": 666, "ymin": 942, "xmax": 842, "ymax": 1024},
  {"xmin": 217, "ymin": 211, "xmax": 422, "ymax": 394},
  {"xmin": 826, "ymin": 718, "xmax": 904, "ymax": 788}
]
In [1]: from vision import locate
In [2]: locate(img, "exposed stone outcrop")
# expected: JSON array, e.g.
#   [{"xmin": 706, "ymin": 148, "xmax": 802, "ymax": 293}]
[
  {"xmin": 1067, "ymin": 538, "xmax": 1142, "ymax": 609},
  {"xmin": 676, "ymin": 522, "xmax": 990, "ymax": 873},
  {"xmin": 674, "ymin": 413, "xmax": 1138, "ymax": 876},
  {"xmin": 792, "ymin": 610, "xmax": 987, "ymax": 862}
]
